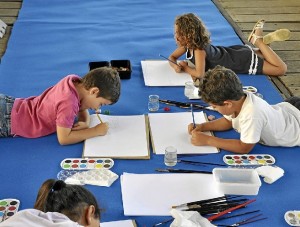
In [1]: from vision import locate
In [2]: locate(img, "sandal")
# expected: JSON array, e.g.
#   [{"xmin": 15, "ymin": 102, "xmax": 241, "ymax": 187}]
[
  {"xmin": 248, "ymin": 19, "xmax": 265, "ymax": 44},
  {"xmin": 263, "ymin": 29, "xmax": 291, "ymax": 44}
]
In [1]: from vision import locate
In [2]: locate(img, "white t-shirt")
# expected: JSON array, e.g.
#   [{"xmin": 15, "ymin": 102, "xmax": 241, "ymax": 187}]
[
  {"xmin": 224, "ymin": 92, "xmax": 300, "ymax": 146},
  {"xmin": 0, "ymin": 209, "xmax": 82, "ymax": 227}
]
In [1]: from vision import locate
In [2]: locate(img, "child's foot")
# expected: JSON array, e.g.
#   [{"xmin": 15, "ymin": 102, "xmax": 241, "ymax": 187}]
[
  {"xmin": 248, "ymin": 19, "xmax": 265, "ymax": 46},
  {"xmin": 263, "ymin": 29, "xmax": 291, "ymax": 44}
]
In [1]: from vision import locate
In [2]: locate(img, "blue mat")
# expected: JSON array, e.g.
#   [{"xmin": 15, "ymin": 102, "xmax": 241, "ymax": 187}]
[{"xmin": 0, "ymin": 0, "xmax": 299, "ymax": 226}]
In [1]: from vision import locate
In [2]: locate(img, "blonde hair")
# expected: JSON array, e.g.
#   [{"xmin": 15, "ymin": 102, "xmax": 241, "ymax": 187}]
[{"xmin": 175, "ymin": 13, "xmax": 210, "ymax": 49}]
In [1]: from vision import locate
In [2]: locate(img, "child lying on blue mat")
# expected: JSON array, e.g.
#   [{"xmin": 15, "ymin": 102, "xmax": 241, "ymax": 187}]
[
  {"xmin": 0, "ymin": 67, "xmax": 120, "ymax": 145},
  {"xmin": 169, "ymin": 13, "xmax": 290, "ymax": 84},
  {"xmin": 0, "ymin": 179, "xmax": 101, "ymax": 227},
  {"xmin": 188, "ymin": 65, "xmax": 300, "ymax": 154}
]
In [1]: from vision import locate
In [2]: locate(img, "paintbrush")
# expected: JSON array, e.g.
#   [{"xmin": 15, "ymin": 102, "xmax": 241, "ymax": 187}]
[
  {"xmin": 172, "ymin": 195, "xmax": 242, "ymax": 208},
  {"xmin": 213, "ymin": 209, "xmax": 260, "ymax": 221},
  {"xmin": 159, "ymin": 53, "xmax": 180, "ymax": 66},
  {"xmin": 207, "ymin": 199, "xmax": 256, "ymax": 221},
  {"xmin": 156, "ymin": 168, "xmax": 212, "ymax": 174},
  {"xmin": 191, "ymin": 104, "xmax": 196, "ymax": 129},
  {"xmin": 178, "ymin": 159, "xmax": 227, "ymax": 167},
  {"xmin": 182, "ymin": 199, "xmax": 248, "ymax": 212}
]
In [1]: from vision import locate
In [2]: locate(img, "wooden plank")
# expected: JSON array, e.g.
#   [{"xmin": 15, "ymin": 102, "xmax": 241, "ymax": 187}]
[
  {"xmin": 268, "ymin": 41, "xmax": 300, "ymax": 51},
  {"xmin": 0, "ymin": 2, "xmax": 21, "ymax": 8},
  {"xmin": 270, "ymin": 77, "xmax": 293, "ymax": 98},
  {"xmin": 231, "ymin": 14, "xmax": 300, "ymax": 23},
  {"xmin": 280, "ymin": 74, "xmax": 300, "ymax": 87},
  {"xmin": 0, "ymin": 16, "xmax": 17, "ymax": 25},
  {"xmin": 228, "ymin": 7, "xmax": 300, "ymax": 15},
  {"xmin": 276, "ymin": 51, "xmax": 300, "ymax": 61},
  {"xmin": 238, "ymin": 22, "xmax": 300, "ymax": 32},
  {"xmin": 286, "ymin": 61, "xmax": 300, "ymax": 73},
  {"xmin": 0, "ymin": 8, "xmax": 19, "ymax": 16},
  {"xmin": 220, "ymin": 0, "xmax": 300, "ymax": 8}
]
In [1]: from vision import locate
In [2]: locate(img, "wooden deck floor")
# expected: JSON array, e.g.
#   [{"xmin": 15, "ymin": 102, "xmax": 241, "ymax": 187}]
[
  {"xmin": 213, "ymin": 0, "xmax": 300, "ymax": 97},
  {"xmin": 0, "ymin": 0, "xmax": 299, "ymax": 97}
]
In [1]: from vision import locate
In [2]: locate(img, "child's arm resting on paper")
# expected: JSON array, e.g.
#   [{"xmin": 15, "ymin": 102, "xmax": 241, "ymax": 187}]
[
  {"xmin": 190, "ymin": 131, "xmax": 255, "ymax": 154},
  {"xmin": 56, "ymin": 110, "xmax": 109, "ymax": 145}
]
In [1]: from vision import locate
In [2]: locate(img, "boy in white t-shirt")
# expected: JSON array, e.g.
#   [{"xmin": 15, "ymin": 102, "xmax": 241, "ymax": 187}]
[{"xmin": 188, "ymin": 65, "xmax": 300, "ymax": 154}]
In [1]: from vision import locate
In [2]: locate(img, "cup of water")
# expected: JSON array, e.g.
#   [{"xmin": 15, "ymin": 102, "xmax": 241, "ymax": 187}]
[
  {"xmin": 164, "ymin": 146, "xmax": 177, "ymax": 166},
  {"xmin": 148, "ymin": 94, "xmax": 159, "ymax": 112},
  {"xmin": 184, "ymin": 81, "xmax": 195, "ymax": 99}
]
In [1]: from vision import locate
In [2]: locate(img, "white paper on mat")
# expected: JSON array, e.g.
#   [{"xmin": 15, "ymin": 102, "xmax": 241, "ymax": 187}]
[
  {"xmin": 101, "ymin": 219, "xmax": 136, "ymax": 227},
  {"xmin": 148, "ymin": 112, "xmax": 219, "ymax": 154},
  {"xmin": 83, "ymin": 114, "xmax": 149, "ymax": 159},
  {"xmin": 141, "ymin": 60, "xmax": 192, "ymax": 86},
  {"xmin": 121, "ymin": 173, "xmax": 223, "ymax": 216}
]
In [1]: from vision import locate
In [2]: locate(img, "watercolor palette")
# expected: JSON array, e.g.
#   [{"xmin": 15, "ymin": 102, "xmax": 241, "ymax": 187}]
[
  {"xmin": 60, "ymin": 158, "xmax": 114, "ymax": 170},
  {"xmin": 0, "ymin": 199, "xmax": 20, "ymax": 222},
  {"xmin": 223, "ymin": 154, "xmax": 276, "ymax": 166},
  {"xmin": 285, "ymin": 211, "xmax": 300, "ymax": 226},
  {"xmin": 57, "ymin": 169, "xmax": 118, "ymax": 187}
]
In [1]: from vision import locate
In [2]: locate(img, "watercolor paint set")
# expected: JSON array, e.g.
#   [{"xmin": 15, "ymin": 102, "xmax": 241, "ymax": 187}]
[
  {"xmin": 223, "ymin": 154, "xmax": 276, "ymax": 166},
  {"xmin": 285, "ymin": 211, "xmax": 300, "ymax": 226},
  {"xmin": 60, "ymin": 158, "xmax": 114, "ymax": 170},
  {"xmin": 57, "ymin": 169, "xmax": 118, "ymax": 187},
  {"xmin": 0, "ymin": 199, "xmax": 20, "ymax": 222}
]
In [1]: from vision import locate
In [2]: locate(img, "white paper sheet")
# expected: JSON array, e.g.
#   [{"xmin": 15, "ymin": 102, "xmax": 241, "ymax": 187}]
[
  {"xmin": 121, "ymin": 173, "xmax": 223, "ymax": 216},
  {"xmin": 148, "ymin": 112, "xmax": 219, "ymax": 154},
  {"xmin": 141, "ymin": 60, "xmax": 192, "ymax": 86},
  {"xmin": 101, "ymin": 219, "xmax": 136, "ymax": 227},
  {"xmin": 83, "ymin": 114, "xmax": 149, "ymax": 159}
]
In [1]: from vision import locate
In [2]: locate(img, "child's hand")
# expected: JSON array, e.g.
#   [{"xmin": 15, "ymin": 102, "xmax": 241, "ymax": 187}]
[
  {"xmin": 188, "ymin": 123, "xmax": 202, "ymax": 134},
  {"xmin": 178, "ymin": 61, "xmax": 188, "ymax": 72},
  {"xmin": 72, "ymin": 121, "xmax": 89, "ymax": 131},
  {"xmin": 94, "ymin": 122, "xmax": 109, "ymax": 136},
  {"xmin": 174, "ymin": 64, "xmax": 182, "ymax": 73},
  {"xmin": 190, "ymin": 130, "xmax": 209, "ymax": 146}
]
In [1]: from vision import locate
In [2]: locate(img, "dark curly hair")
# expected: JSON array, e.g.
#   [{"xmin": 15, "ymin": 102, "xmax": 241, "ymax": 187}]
[
  {"xmin": 175, "ymin": 13, "xmax": 210, "ymax": 49},
  {"xmin": 199, "ymin": 65, "xmax": 244, "ymax": 105}
]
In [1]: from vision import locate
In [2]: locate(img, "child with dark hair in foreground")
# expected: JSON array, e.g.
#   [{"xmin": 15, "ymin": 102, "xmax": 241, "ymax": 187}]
[
  {"xmin": 0, "ymin": 67, "xmax": 121, "ymax": 145},
  {"xmin": 0, "ymin": 179, "xmax": 101, "ymax": 227},
  {"xmin": 188, "ymin": 65, "xmax": 300, "ymax": 154}
]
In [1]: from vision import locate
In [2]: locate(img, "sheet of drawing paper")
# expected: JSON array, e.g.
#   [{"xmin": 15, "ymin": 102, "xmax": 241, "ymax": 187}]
[
  {"xmin": 121, "ymin": 173, "xmax": 223, "ymax": 216},
  {"xmin": 141, "ymin": 60, "xmax": 192, "ymax": 86},
  {"xmin": 148, "ymin": 112, "xmax": 219, "ymax": 154},
  {"xmin": 101, "ymin": 219, "xmax": 136, "ymax": 227},
  {"xmin": 83, "ymin": 114, "xmax": 149, "ymax": 159}
]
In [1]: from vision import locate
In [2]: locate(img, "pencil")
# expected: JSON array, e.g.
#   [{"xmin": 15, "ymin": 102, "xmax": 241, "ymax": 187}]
[
  {"xmin": 191, "ymin": 104, "xmax": 196, "ymax": 129},
  {"xmin": 96, "ymin": 113, "xmax": 103, "ymax": 123},
  {"xmin": 159, "ymin": 54, "xmax": 180, "ymax": 66}
]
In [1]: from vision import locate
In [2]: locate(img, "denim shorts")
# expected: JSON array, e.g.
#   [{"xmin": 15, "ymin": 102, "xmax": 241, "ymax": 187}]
[{"xmin": 0, "ymin": 94, "xmax": 15, "ymax": 137}]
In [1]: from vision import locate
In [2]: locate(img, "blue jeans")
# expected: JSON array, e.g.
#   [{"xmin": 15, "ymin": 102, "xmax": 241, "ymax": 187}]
[{"xmin": 0, "ymin": 94, "xmax": 15, "ymax": 137}]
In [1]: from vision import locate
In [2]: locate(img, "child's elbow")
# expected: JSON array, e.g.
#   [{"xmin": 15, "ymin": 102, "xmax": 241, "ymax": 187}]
[
  {"xmin": 57, "ymin": 136, "xmax": 71, "ymax": 146},
  {"xmin": 239, "ymin": 143, "xmax": 255, "ymax": 154},
  {"xmin": 58, "ymin": 139, "xmax": 69, "ymax": 146}
]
